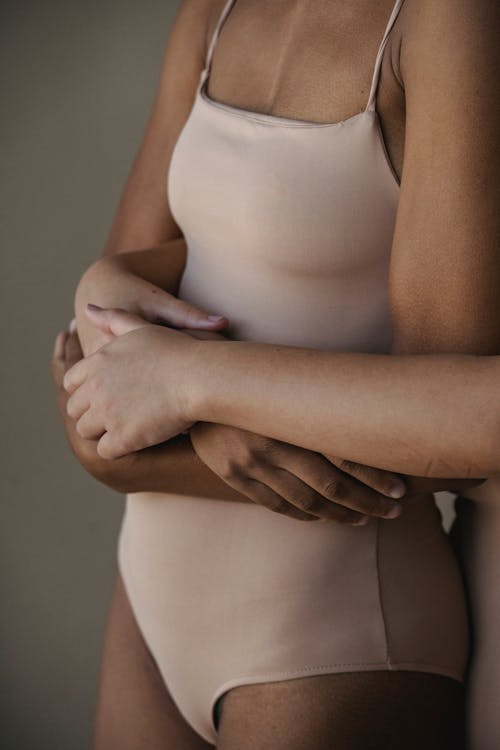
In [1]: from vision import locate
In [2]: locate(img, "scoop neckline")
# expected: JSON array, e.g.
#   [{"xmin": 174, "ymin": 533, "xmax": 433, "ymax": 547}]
[{"xmin": 198, "ymin": 75, "xmax": 373, "ymax": 130}]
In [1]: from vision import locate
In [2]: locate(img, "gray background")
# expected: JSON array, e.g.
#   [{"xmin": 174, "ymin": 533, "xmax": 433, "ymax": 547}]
[
  {"xmin": 0, "ymin": 2, "xmax": 455, "ymax": 749},
  {"xmin": 1, "ymin": 2, "xmax": 179, "ymax": 748}
]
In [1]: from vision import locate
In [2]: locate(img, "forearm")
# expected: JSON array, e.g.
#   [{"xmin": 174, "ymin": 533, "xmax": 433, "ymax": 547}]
[
  {"xmin": 188, "ymin": 342, "xmax": 499, "ymax": 477},
  {"xmin": 83, "ymin": 434, "xmax": 252, "ymax": 501},
  {"xmin": 100, "ymin": 239, "xmax": 187, "ymax": 292},
  {"xmin": 75, "ymin": 240, "xmax": 187, "ymax": 355}
]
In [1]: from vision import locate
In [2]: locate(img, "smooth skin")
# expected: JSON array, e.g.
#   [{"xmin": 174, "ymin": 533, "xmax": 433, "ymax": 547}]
[
  {"xmin": 55, "ymin": 0, "xmax": 500, "ymax": 747},
  {"xmin": 70, "ymin": 250, "xmax": 416, "ymax": 524},
  {"xmin": 65, "ymin": 306, "xmax": 500, "ymax": 479}
]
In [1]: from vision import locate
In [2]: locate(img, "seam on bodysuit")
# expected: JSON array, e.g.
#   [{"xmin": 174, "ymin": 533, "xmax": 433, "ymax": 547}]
[
  {"xmin": 199, "ymin": 91, "xmax": 371, "ymax": 129},
  {"xmin": 375, "ymin": 518, "xmax": 392, "ymax": 666}
]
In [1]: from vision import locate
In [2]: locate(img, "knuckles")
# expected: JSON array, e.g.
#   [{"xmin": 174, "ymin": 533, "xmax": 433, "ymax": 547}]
[
  {"xmin": 321, "ymin": 475, "xmax": 347, "ymax": 501},
  {"xmin": 296, "ymin": 493, "xmax": 321, "ymax": 514}
]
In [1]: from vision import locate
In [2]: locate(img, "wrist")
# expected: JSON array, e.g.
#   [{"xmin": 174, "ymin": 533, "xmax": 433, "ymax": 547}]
[{"xmin": 181, "ymin": 339, "xmax": 221, "ymax": 425}]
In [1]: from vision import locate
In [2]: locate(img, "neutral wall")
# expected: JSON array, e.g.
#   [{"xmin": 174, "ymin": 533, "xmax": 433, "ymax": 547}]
[
  {"xmin": 1, "ymin": 2, "xmax": 180, "ymax": 748},
  {"xmin": 0, "ymin": 2, "xmax": 456, "ymax": 749}
]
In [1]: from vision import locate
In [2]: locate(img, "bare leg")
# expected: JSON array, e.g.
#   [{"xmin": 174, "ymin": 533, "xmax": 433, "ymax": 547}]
[
  {"xmin": 216, "ymin": 672, "xmax": 464, "ymax": 750},
  {"xmin": 92, "ymin": 569, "xmax": 214, "ymax": 750}
]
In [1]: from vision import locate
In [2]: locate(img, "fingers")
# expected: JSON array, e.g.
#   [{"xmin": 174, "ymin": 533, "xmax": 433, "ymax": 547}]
[
  {"xmin": 53, "ymin": 330, "xmax": 68, "ymax": 360},
  {"xmin": 62, "ymin": 357, "xmax": 88, "ymax": 394},
  {"xmin": 316, "ymin": 475, "xmax": 402, "ymax": 520},
  {"xmin": 264, "ymin": 467, "xmax": 369, "ymax": 525},
  {"xmin": 66, "ymin": 387, "xmax": 90, "ymax": 421},
  {"xmin": 323, "ymin": 455, "xmax": 406, "ymax": 499},
  {"xmin": 85, "ymin": 304, "xmax": 149, "ymax": 336},
  {"xmin": 229, "ymin": 476, "xmax": 320, "ymax": 522},
  {"xmin": 75, "ymin": 408, "xmax": 104, "ymax": 441},
  {"xmin": 64, "ymin": 330, "xmax": 83, "ymax": 367},
  {"xmin": 278, "ymin": 449, "xmax": 402, "ymax": 520},
  {"xmin": 51, "ymin": 330, "xmax": 70, "ymax": 388},
  {"xmin": 139, "ymin": 293, "xmax": 228, "ymax": 331}
]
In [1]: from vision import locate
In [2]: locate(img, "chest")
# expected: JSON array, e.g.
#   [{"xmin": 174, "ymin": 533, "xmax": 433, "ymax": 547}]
[{"xmin": 205, "ymin": 0, "xmax": 406, "ymax": 182}]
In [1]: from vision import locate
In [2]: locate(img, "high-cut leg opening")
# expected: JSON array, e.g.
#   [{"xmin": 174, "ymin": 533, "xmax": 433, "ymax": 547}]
[{"xmin": 208, "ymin": 662, "xmax": 465, "ymax": 738}]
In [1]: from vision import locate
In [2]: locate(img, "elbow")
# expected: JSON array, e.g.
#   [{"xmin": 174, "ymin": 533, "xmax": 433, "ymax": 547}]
[{"xmin": 74, "ymin": 257, "xmax": 108, "ymax": 314}]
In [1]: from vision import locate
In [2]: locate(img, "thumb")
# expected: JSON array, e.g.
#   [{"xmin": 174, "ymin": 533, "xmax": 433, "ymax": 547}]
[
  {"xmin": 139, "ymin": 292, "xmax": 229, "ymax": 331},
  {"xmin": 85, "ymin": 304, "xmax": 150, "ymax": 337}
]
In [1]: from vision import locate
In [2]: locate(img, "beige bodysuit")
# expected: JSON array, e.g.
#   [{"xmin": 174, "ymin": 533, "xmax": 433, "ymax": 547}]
[{"xmin": 117, "ymin": 0, "xmax": 469, "ymax": 743}]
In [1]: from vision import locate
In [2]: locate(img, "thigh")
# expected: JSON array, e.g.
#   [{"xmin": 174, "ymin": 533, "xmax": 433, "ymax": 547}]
[
  {"xmin": 92, "ymin": 568, "xmax": 214, "ymax": 750},
  {"xmin": 216, "ymin": 671, "xmax": 465, "ymax": 750}
]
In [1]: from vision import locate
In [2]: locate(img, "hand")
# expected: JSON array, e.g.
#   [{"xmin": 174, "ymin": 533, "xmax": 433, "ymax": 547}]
[
  {"xmin": 189, "ymin": 423, "xmax": 405, "ymax": 524},
  {"xmin": 75, "ymin": 255, "xmax": 229, "ymax": 356},
  {"xmin": 63, "ymin": 307, "xmax": 199, "ymax": 459},
  {"xmin": 52, "ymin": 320, "xmax": 140, "ymax": 488}
]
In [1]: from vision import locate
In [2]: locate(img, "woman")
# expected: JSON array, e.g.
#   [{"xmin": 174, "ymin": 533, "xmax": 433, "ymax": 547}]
[{"xmin": 54, "ymin": 0, "xmax": 499, "ymax": 748}]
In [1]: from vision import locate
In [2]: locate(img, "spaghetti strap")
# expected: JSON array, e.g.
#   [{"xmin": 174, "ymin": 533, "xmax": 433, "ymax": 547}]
[
  {"xmin": 365, "ymin": 0, "xmax": 406, "ymax": 112},
  {"xmin": 199, "ymin": 0, "xmax": 405, "ymax": 108},
  {"xmin": 199, "ymin": 0, "xmax": 237, "ymax": 89}
]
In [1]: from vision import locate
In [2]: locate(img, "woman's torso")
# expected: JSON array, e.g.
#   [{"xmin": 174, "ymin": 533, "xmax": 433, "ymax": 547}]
[
  {"xmin": 118, "ymin": 4, "xmax": 470, "ymax": 731},
  {"xmin": 173, "ymin": 0, "xmax": 406, "ymax": 351}
]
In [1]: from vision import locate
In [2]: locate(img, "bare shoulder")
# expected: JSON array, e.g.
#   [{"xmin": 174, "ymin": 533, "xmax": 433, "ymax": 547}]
[
  {"xmin": 400, "ymin": 0, "xmax": 499, "ymax": 98},
  {"xmin": 175, "ymin": 0, "xmax": 228, "ymax": 62},
  {"xmin": 167, "ymin": 0, "xmax": 218, "ymax": 65},
  {"xmin": 100, "ymin": 0, "xmax": 230, "ymax": 252},
  {"xmin": 389, "ymin": 0, "xmax": 500, "ymax": 353}
]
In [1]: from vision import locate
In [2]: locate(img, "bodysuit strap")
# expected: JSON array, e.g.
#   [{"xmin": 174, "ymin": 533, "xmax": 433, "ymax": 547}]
[
  {"xmin": 199, "ymin": 0, "xmax": 405, "ymax": 107},
  {"xmin": 199, "ymin": 0, "xmax": 237, "ymax": 89},
  {"xmin": 365, "ymin": 0, "xmax": 406, "ymax": 112}
]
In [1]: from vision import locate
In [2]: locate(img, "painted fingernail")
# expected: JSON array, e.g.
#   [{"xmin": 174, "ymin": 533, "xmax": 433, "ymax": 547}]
[
  {"xmin": 389, "ymin": 481, "xmax": 406, "ymax": 499},
  {"xmin": 385, "ymin": 504, "xmax": 403, "ymax": 519}
]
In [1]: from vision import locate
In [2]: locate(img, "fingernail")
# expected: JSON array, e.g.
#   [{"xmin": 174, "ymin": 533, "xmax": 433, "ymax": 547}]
[
  {"xmin": 355, "ymin": 516, "xmax": 370, "ymax": 526},
  {"xmin": 87, "ymin": 303, "xmax": 103, "ymax": 312},
  {"xmin": 69, "ymin": 318, "xmax": 77, "ymax": 333},
  {"xmin": 207, "ymin": 314, "xmax": 226, "ymax": 322},
  {"xmin": 389, "ymin": 481, "xmax": 406, "ymax": 499},
  {"xmin": 385, "ymin": 504, "xmax": 403, "ymax": 519}
]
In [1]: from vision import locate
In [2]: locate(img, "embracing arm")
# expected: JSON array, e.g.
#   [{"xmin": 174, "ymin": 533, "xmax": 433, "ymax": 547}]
[
  {"xmin": 180, "ymin": 0, "xmax": 500, "ymax": 478},
  {"xmin": 185, "ymin": 345, "xmax": 499, "ymax": 478},
  {"xmin": 64, "ymin": 0, "xmax": 500, "ymax": 494}
]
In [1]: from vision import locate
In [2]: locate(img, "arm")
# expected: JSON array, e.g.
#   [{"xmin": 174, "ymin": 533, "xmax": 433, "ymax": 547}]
[
  {"xmin": 185, "ymin": 0, "xmax": 500, "ymax": 477},
  {"xmin": 53, "ymin": 324, "xmax": 248, "ymax": 500},
  {"xmin": 385, "ymin": 0, "xmax": 500, "ymax": 493},
  {"xmin": 64, "ymin": 0, "xmax": 500, "ymax": 480},
  {"xmin": 390, "ymin": 0, "xmax": 500, "ymax": 358},
  {"xmin": 64, "ymin": 0, "xmax": 255, "ymax": 501},
  {"xmin": 66, "ymin": 0, "xmax": 424, "ymax": 514},
  {"xmin": 63, "ymin": 308, "xmax": 500, "ymax": 477},
  {"xmin": 187, "ymin": 344, "xmax": 498, "ymax": 478}
]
